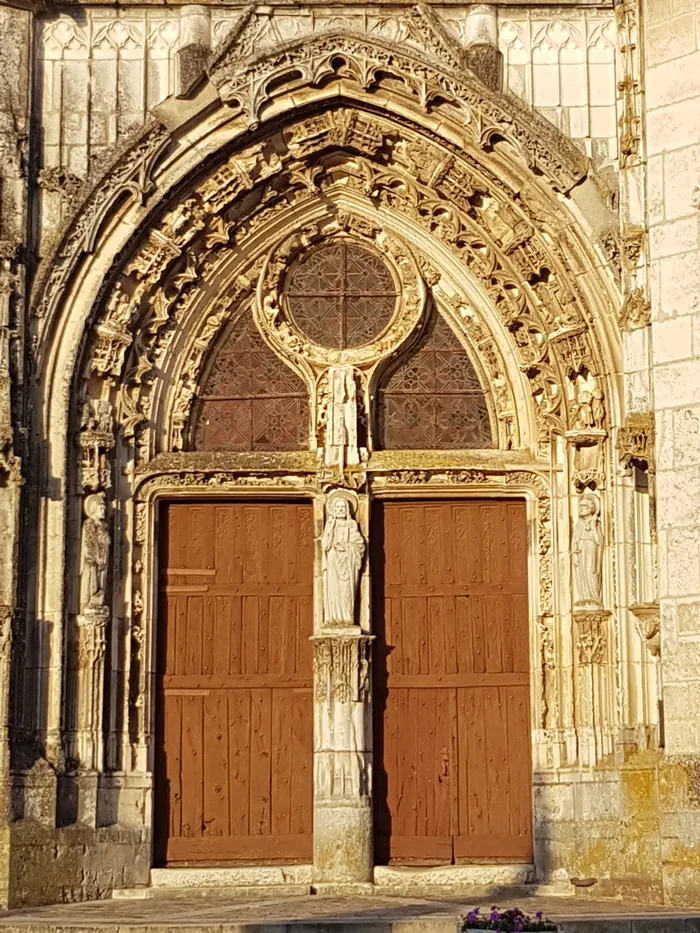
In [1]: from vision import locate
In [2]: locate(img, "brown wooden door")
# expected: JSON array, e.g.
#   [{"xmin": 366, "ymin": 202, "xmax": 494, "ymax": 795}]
[
  {"xmin": 155, "ymin": 501, "xmax": 314, "ymax": 865},
  {"xmin": 372, "ymin": 500, "xmax": 532, "ymax": 864}
]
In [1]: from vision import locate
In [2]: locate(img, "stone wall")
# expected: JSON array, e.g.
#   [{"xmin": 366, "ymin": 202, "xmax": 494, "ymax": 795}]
[{"xmin": 644, "ymin": 0, "xmax": 700, "ymax": 905}]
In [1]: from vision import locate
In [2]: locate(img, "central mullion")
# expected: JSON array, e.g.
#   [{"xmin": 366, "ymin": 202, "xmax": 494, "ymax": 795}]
[{"xmin": 341, "ymin": 241, "xmax": 348, "ymax": 347}]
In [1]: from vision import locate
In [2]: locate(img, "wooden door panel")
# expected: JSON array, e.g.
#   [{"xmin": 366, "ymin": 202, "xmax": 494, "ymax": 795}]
[
  {"xmin": 155, "ymin": 502, "xmax": 313, "ymax": 865},
  {"xmin": 373, "ymin": 500, "xmax": 532, "ymax": 864}
]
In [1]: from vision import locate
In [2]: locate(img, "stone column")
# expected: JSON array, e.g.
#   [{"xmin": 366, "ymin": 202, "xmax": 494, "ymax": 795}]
[
  {"xmin": 311, "ymin": 483, "xmax": 372, "ymax": 888},
  {"xmin": 312, "ymin": 632, "xmax": 373, "ymax": 887}
]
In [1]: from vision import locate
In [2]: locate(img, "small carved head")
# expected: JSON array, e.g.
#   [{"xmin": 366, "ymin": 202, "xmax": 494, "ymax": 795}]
[
  {"xmin": 326, "ymin": 489, "xmax": 357, "ymax": 520},
  {"xmin": 85, "ymin": 492, "xmax": 107, "ymax": 522},
  {"xmin": 578, "ymin": 492, "xmax": 600, "ymax": 519}
]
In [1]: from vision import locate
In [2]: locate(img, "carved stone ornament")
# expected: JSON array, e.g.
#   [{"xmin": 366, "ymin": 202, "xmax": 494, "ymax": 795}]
[
  {"xmin": 38, "ymin": 167, "xmax": 83, "ymax": 203},
  {"xmin": 208, "ymin": 25, "xmax": 587, "ymax": 193},
  {"xmin": 78, "ymin": 399, "xmax": 115, "ymax": 492},
  {"xmin": 80, "ymin": 492, "xmax": 111, "ymax": 613},
  {"xmin": 619, "ymin": 287, "xmax": 651, "ymax": 331},
  {"xmin": 572, "ymin": 492, "xmax": 604, "ymax": 610},
  {"xmin": 539, "ymin": 614, "xmax": 556, "ymax": 729},
  {"xmin": 616, "ymin": 0, "xmax": 642, "ymax": 170},
  {"xmin": 322, "ymin": 489, "xmax": 366, "ymax": 628},
  {"xmin": 317, "ymin": 365, "xmax": 367, "ymax": 472},
  {"xmin": 619, "ymin": 411, "xmax": 655, "ymax": 473},
  {"xmin": 312, "ymin": 633, "xmax": 372, "ymax": 704},
  {"xmin": 575, "ymin": 609, "xmax": 609, "ymax": 665},
  {"xmin": 630, "ymin": 602, "xmax": 660, "ymax": 658}
]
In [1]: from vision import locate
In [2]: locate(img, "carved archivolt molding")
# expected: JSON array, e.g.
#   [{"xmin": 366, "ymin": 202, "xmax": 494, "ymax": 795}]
[
  {"xmin": 75, "ymin": 120, "xmax": 614, "ymax": 469},
  {"xmin": 208, "ymin": 23, "xmax": 587, "ymax": 193}
]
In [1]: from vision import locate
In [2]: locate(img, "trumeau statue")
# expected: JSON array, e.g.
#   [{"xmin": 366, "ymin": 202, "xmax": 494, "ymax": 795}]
[
  {"xmin": 572, "ymin": 492, "xmax": 603, "ymax": 609},
  {"xmin": 80, "ymin": 492, "xmax": 111, "ymax": 612},
  {"xmin": 322, "ymin": 490, "xmax": 365, "ymax": 627}
]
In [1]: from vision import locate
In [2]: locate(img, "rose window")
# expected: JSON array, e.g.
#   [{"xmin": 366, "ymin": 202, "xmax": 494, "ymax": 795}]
[{"xmin": 284, "ymin": 242, "xmax": 397, "ymax": 349}]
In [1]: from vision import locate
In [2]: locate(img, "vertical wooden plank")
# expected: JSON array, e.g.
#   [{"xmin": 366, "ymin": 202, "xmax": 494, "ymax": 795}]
[
  {"xmin": 500, "ymin": 594, "xmax": 515, "ymax": 674},
  {"xmin": 271, "ymin": 689, "xmax": 293, "ymax": 837},
  {"xmin": 242, "ymin": 596, "xmax": 260, "ymax": 675},
  {"xmin": 429, "ymin": 595, "xmax": 447, "ymax": 678},
  {"xmin": 402, "ymin": 596, "xmax": 423, "ymax": 676},
  {"xmin": 290, "ymin": 690, "xmax": 312, "ymax": 835},
  {"xmin": 215, "ymin": 506, "xmax": 236, "ymax": 585},
  {"xmin": 463, "ymin": 686, "xmax": 487, "ymax": 839},
  {"xmin": 201, "ymin": 594, "xmax": 216, "ymax": 676},
  {"xmin": 249, "ymin": 689, "xmax": 272, "ymax": 836},
  {"xmin": 470, "ymin": 597, "xmax": 486, "ymax": 674},
  {"xmin": 164, "ymin": 694, "xmax": 182, "ymax": 841},
  {"xmin": 297, "ymin": 595, "xmax": 313, "ymax": 674},
  {"xmin": 213, "ymin": 595, "xmax": 232, "ymax": 677},
  {"xmin": 180, "ymin": 694, "xmax": 203, "ymax": 838},
  {"xmin": 203, "ymin": 693, "xmax": 230, "ymax": 837},
  {"xmin": 506, "ymin": 686, "xmax": 532, "ymax": 840},
  {"xmin": 485, "ymin": 595, "xmax": 504, "ymax": 674},
  {"xmin": 185, "ymin": 596, "xmax": 204, "ymax": 677},
  {"xmin": 174, "ymin": 595, "xmax": 188, "ymax": 676},
  {"xmin": 455, "ymin": 596, "xmax": 470, "ymax": 674},
  {"xmin": 484, "ymin": 686, "xmax": 509, "ymax": 840},
  {"xmin": 434, "ymin": 688, "xmax": 452, "ymax": 839},
  {"xmin": 229, "ymin": 690, "xmax": 251, "ymax": 836}
]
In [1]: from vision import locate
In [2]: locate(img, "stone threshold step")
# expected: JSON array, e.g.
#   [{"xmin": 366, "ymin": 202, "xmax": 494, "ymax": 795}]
[{"xmin": 1, "ymin": 918, "xmax": 700, "ymax": 933}]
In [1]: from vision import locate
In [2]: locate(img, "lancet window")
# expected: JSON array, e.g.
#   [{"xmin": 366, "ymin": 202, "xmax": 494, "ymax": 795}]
[
  {"xmin": 376, "ymin": 309, "xmax": 493, "ymax": 449},
  {"xmin": 192, "ymin": 312, "xmax": 309, "ymax": 451}
]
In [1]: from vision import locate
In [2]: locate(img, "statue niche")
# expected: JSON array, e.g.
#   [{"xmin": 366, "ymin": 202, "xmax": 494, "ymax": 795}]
[{"xmin": 322, "ymin": 490, "xmax": 366, "ymax": 627}]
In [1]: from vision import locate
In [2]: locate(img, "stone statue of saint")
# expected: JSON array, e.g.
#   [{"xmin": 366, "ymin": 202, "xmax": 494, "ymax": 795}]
[
  {"xmin": 80, "ymin": 492, "xmax": 110, "ymax": 612},
  {"xmin": 322, "ymin": 491, "xmax": 365, "ymax": 626},
  {"xmin": 572, "ymin": 492, "xmax": 603, "ymax": 608}
]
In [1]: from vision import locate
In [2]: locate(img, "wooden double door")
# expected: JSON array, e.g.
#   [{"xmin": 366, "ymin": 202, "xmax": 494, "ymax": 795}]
[{"xmin": 155, "ymin": 498, "xmax": 532, "ymax": 866}]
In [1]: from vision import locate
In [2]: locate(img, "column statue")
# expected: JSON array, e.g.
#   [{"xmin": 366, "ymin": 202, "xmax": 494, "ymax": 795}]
[
  {"xmin": 572, "ymin": 492, "xmax": 603, "ymax": 609},
  {"xmin": 80, "ymin": 492, "xmax": 110, "ymax": 612},
  {"xmin": 322, "ymin": 490, "xmax": 365, "ymax": 626}
]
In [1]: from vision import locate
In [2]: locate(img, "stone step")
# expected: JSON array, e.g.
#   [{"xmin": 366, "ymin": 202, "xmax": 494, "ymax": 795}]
[{"xmin": 149, "ymin": 866, "xmax": 314, "ymax": 890}]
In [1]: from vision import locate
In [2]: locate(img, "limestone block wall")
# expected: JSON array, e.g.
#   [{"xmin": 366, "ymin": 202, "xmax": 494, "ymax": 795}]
[{"xmin": 645, "ymin": 0, "xmax": 700, "ymax": 758}]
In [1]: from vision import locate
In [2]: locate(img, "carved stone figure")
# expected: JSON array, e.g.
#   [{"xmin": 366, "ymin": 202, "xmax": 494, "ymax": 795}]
[
  {"xmin": 591, "ymin": 389, "xmax": 605, "ymax": 429},
  {"xmin": 322, "ymin": 491, "xmax": 365, "ymax": 626},
  {"xmin": 320, "ymin": 365, "xmax": 363, "ymax": 472},
  {"xmin": 80, "ymin": 493, "xmax": 111, "ymax": 612},
  {"xmin": 572, "ymin": 492, "xmax": 603, "ymax": 609}
]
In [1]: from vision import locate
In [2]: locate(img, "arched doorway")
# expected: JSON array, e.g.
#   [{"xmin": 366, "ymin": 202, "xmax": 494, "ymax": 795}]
[{"xmin": 22, "ymin": 20, "xmax": 629, "ymax": 891}]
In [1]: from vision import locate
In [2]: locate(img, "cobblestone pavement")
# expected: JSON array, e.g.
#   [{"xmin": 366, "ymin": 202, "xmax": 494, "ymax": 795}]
[{"xmin": 1, "ymin": 894, "xmax": 699, "ymax": 926}]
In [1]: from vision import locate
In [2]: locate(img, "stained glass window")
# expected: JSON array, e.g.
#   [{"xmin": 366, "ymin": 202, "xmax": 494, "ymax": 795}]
[
  {"xmin": 285, "ymin": 241, "xmax": 397, "ymax": 349},
  {"xmin": 377, "ymin": 310, "xmax": 493, "ymax": 449},
  {"xmin": 192, "ymin": 313, "xmax": 308, "ymax": 451}
]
